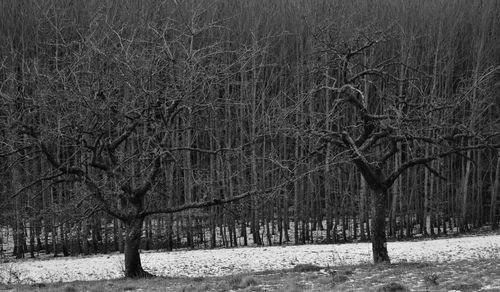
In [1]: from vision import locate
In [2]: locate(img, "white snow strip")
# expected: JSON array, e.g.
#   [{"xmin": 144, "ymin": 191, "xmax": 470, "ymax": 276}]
[{"xmin": 0, "ymin": 235, "xmax": 498, "ymax": 284}]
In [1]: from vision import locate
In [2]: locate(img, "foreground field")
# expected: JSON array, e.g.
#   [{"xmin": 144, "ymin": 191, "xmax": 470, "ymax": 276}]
[
  {"xmin": 3, "ymin": 258, "xmax": 500, "ymax": 291},
  {"xmin": 1, "ymin": 234, "xmax": 499, "ymax": 291}
]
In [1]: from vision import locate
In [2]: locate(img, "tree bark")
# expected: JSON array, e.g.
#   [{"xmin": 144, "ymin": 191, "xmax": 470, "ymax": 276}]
[
  {"xmin": 123, "ymin": 217, "xmax": 153, "ymax": 278},
  {"xmin": 459, "ymin": 149, "xmax": 473, "ymax": 231},
  {"xmin": 183, "ymin": 114, "xmax": 194, "ymax": 248},
  {"xmin": 359, "ymin": 176, "xmax": 367, "ymax": 241},
  {"xmin": 491, "ymin": 151, "xmax": 500, "ymax": 230},
  {"xmin": 371, "ymin": 190, "xmax": 390, "ymax": 263}
]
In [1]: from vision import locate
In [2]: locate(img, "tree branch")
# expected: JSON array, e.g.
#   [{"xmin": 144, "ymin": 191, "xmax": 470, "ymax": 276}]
[
  {"xmin": 347, "ymin": 68, "xmax": 383, "ymax": 83},
  {"xmin": 384, "ymin": 143, "xmax": 500, "ymax": 188},
  {"xmin": 424, "ymin": 163, "xmax": 446, "ymax": 180},
  {"xmin": 380, "ymin": 139, "xmax": 398, "ymax": 165},
  {"xmin": 133, "ymin": 155, "xmax": 162, "ymax": 197},
  {"xmin": 140, "ymin": 187, "xmax": 278, "ymax": 216},
  {"xmin": 40, "ymin": 143, "xmax": 85, "ymax": 176},
  {"xmin": 343, "ymin": 132, "xmax": 385, "ymax": 191},
  {"xmin": 108, "ymin": 120, "xmax": 140, "ymax": 151},
  {"xmin": 40, "ymin": 142, "xmax": 126, "ymax": 220},
  {"xmin": 10, "ymin": 173, "xmax": 61, "ymax": 199}
]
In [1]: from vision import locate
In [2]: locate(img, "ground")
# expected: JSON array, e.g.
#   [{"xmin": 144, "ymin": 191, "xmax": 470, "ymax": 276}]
[{"xmin": 1, "ymin": 234, "xmax": 499, "ymax": 291}]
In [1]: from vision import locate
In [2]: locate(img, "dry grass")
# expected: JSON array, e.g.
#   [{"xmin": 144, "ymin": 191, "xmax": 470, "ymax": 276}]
[{"xmin": 2, "ymin": 258, "xmax": 499, "ymax": 291}]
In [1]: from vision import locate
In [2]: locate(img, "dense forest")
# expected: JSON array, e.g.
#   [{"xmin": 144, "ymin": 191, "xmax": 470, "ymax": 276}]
[{"xmin": 1, "ymin": 0, "xmax": 499, "ymax": 277}]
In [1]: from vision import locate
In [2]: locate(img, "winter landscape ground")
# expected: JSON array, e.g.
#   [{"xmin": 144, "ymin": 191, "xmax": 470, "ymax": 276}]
[{"xmin": 0, "ymin": 233, "xmax": 499, "ymax": 291}]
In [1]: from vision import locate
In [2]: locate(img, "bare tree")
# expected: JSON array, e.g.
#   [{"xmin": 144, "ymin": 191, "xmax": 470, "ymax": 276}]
[
  {"xmin": 310, "ymin": 29, "xmax": 500, "ymax": 261},
  {"xmin": 0, "ymin": 1, "xmax": 277, "ymax": 277}
]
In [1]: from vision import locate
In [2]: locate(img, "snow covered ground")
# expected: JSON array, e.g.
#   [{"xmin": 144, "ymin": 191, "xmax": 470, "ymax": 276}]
[{"xmin": 0, "ymin": 234, "xmax": 499, "ymax": 284}]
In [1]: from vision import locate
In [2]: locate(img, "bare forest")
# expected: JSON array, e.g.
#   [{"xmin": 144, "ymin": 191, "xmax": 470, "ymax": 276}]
[{"xmin": 1, "ymin": 0, "xmax": 499, "ymax": 279}]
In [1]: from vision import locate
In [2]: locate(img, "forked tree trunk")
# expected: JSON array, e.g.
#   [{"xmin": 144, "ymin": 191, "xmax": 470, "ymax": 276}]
[
  {"xmin": 371, "ymin": 190, "xmax": 390, "ymax": 263},
  {"xmin": 123, "ymin": 217, "xmax": 153, "ymax": 278}
]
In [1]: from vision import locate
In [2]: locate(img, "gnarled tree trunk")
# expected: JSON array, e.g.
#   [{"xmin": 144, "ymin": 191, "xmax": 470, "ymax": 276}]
[
  {"xmin": 123, "ymin": 216, "xmax": 153, "ymax": 278},
  {"xmin": 371, "ymin": 190, "xmax": 390, "ymax": 263}
]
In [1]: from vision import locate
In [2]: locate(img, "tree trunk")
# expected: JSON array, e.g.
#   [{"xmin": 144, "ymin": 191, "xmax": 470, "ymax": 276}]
[
  {"xmin": 371, "ymin": 190, "xmax": 390, "ymax": 263},
  {"xmin": 359, "ymin": 176, "xmax": 367, "ymax": 241},
  {"xmin": 294, "ymin": 134, "xmax": 301, "ymax": 245},
  {"xmin": 460, "ymin": 149, "xmax": 473, "ymax": 231},
  {"xmin": 325, "ymin": 146, "xmax": 333, "ymax": 243},
  {"xmin": 123, "ymin": 217, "xmax": 153, "ymax": 278},
  {"xmin": 183, "ymin": 114, "xmax": 194, "ymax": 248},
  {"xmin": 29, "ymin": 220, "xmax": 35, "ymax": 258},
  {"xmin": 491, "ymin": 151, "xmax": 500, "ymax": 230}
]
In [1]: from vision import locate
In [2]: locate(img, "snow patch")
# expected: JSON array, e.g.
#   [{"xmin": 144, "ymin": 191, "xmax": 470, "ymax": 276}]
[{"xmin": 0, "ymin": 235, "xmax": 498, "ymax": 284}]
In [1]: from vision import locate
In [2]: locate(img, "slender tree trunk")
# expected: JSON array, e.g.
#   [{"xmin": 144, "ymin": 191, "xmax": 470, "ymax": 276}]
[
  {"xmin": 359, "ymin": 176, "xmax": 367, "ymax": 241},
  {"xmin": 294, "ymin": 140, "xmax": 301, "ymax": 245},
  {"xmin": 61, "ymin": 223, "xmax": 68, "ymax": 256},
  {"xmin": 82, "ymin": 219, "xmax": 89, "ymax": 255},
  {"xmin": 183, "ymin": 114, "xmax": 194, "ymax": 248},
  {"xmin": 371, "ymin": 190, "xmax": 390, "ymax": 263},
  {"xmin": 491, "ymin": 151, "xmax": 500, "ymax": 230},
  {"xmin": 210, "ymin": 127, "xmax": 217, "ymax": 248},
  {"xmin": 324, "ymin": 116, "xmax": 333, "ymax": 242},
  {"xmin": 423, "ymin": 144, "xmax": 431, "ymax": 236},
  {"xmin": 29, "ymin": 222, "xmax": 35, "ymax": 258},
  {"xmin": 250, "ymin": 35, "xmax": 262, "ymax": 247},
  {"xmin": 165, "ymin": 155, "xmax": 175, "ymax": 251},
  {"xmin": 15, "ymin": 220, "xmax": 25, "ymax": 259},
  {"xmin": 325, "ymin": 166, "xmax": 333, "ymax": 242},
  {"xmin": 113, "ymin": 218, "xmax": 119, "ymax": 252},
  {"xmin": 459, "ymin": 23, "xmax": 484, "ymax": 231},
  {"xmin": 282, "ymin": 136, "xmax": 290, "ymax": 243},
  {"xmin": 460, "ymin": 149, "xmax": 473, "ymax": 231},
  {"xmin": 51, "ymin": 210, "xmax": 58, "ymax": 256},
  {"xmin": 238, "ymin": 64, "xmax": 248, "ymax": 247},
  {"xmin": 475, "ymin": 154, "xmax": 484, "ymax": 227}
]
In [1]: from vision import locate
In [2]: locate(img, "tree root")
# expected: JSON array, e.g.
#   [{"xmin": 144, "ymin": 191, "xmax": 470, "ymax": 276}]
[{"xmin": 125, "ymin": 269, "xmax": 156, "ymax": 279}]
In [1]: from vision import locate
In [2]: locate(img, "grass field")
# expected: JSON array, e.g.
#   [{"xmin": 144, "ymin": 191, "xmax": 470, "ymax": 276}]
[{"xmin": 3, "ymin": 258, "xmax": 499, "ymax": 291}]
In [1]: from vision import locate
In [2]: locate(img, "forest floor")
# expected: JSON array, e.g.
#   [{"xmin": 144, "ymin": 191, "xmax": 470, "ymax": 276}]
[{"xmin": 0, "ymin": 233, "xmax": 499, "ymax": 291}]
